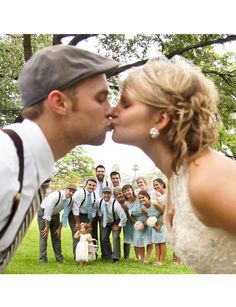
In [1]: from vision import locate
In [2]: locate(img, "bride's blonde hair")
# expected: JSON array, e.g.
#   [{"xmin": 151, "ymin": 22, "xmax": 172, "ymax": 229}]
[{"xmin": 120, "ymin": 59, "xmax": 220, "ymax": 173}]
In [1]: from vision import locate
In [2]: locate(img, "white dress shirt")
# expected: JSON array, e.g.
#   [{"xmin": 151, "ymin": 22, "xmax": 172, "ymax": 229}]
[
  {"xmin": 72, "ymin": 188, "xmax": 98, "ymax": 217},
  {"xmin": 0, "ymin": 119, "xmax": 54, "ymax": 250},
  {"xmin": 95, "ymin": 180, "xmax": 111, "ymax": 197},
  {"xmin": 41, "ymin": 190, "xmax": 73, "ymax": 222},
  {"xmin": 98, "ymin": 199, "xmax": 127, "ymax": 227}
]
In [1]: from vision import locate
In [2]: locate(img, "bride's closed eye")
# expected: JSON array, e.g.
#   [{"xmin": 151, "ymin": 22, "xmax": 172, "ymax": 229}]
[{"xmin": 119, "ymin": 96, "xmax": 130, "ymax": 109}]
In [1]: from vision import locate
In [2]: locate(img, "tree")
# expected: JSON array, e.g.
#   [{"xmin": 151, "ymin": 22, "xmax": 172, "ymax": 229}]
[
  {"xmin": 51, "ymin": 146, "xmax": 96, "ymax": 189},
  {"xmin": 112, "ymin": 164, "xmax": 120, "ymax": 172},
  {"xmin": 132, "ymin": 164, "xmax": 139, "ymax": 179},
  {"xmin": 0, "ymin": 34, "xmax": 52, "ymax": 126},
  {"xmin": 0, "ymin": 33, "xmax": 235, "ymax": 158}
]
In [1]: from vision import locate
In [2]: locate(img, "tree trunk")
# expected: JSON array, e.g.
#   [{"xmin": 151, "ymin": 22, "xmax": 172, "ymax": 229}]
[{"xmin": 23, "ymin": 34, "xmax": 32, "ymax": 62}]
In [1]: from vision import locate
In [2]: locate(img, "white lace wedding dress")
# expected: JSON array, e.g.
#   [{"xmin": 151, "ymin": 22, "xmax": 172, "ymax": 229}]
[{"xmin": 167, "ymin": 165, "xmax": 236, "ymax": 274}]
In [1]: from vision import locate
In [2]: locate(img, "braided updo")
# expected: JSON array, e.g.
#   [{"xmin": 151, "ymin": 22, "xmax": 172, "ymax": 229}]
[{"xmin": 121, "ymin": 59, "xmax": 220, "ymax": 173}]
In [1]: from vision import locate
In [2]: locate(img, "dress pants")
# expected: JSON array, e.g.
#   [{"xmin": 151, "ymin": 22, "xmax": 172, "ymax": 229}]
[
  {"xmin": 101, "ymin": 223, "xmax": 121, "ymax": 260},
  {"xmin": 37, "ymin": 208, "xmax": 63, "ymax": 263},
  {"xmin": 68, "ymin": 211, "xmax": 77, "ymax": 259},
  {"xmin": 124, "ymin": 242, "xmax": 131, "ymax": 259},
  {"xmin": 92, "ymin": 214, "xmax": 106, "ymax": 257},
  {"xmin": 122, "ymin": 227, "xmax": 130, "ymax": 259}
]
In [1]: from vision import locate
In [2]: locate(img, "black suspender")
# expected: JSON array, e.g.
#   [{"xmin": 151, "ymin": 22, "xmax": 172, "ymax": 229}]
[
  {"xmin": 99, "ymin": 199, "xmax": 103, "ymax": 211},
  {"xmin": 54, "ymin": 190, "xmax": 61, "ymax": 208},
  {"xmin": 54, "ymin": 190, "xmax": 72, "ymax": 209},
  {"xmin": 80, "ymin": 188, "xmax": 96, "ymax": 207},
  {"xmin": 112, "ymin": 199, "xmax": 116, "ymax": 221},
  {"xmin": 68, "ymin": 197, "xmax": 73, "ymax": 206},
  {"xmin": 80, "ymin": 188, "xmax": 87, "ymax": 206},
  {"xmin": 0, "ymin": 129, "xmax": 24, "ymax": 239}
]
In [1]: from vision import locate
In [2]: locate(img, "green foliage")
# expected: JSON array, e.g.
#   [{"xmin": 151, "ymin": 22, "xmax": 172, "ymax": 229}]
[
  {"xmin": 51, "ymin": 146, "xmax": 96, "ymax": 189},
  {"xmin": 112, "ymin": 164, "xmax": 120, "ymax": 171},
  {"xmin": 145, "ymin": 168, "xmax": 167, "ymax": 187},
  {"xmin": 0, "ymin": 35, "xmax": 23, "ymax": 125},
  {"xmin": 0, "ymin": 34, "xmax": 52, "ymax": 126}
]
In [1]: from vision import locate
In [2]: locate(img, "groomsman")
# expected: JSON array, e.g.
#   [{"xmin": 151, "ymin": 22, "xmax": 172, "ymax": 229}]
[
  {"xmin": 37, "ymin": 184, "xmax": 77, "ymax": 264},
  {"xmin": 113, "ymin": 186, "xmax": 131, "ymax": 260},
  {"xmin": 95, "ymin": 165, "xmax": 109, "ymax": 197},
  {"xmin": 72, "ymin": 177, "xmax": 98, "ymax": 258},
  {"xmin": 98, "ymin": 187, "xmax": 127, "ymax": 263},
  {"xmin": 72, "ymin": 178, "xmax": 98, "ymax": 234},
  {"xmin": 110, "ymin": 171, "xmax": 121, "ymax": 189},
  {"xmin": 93, "ymin": 165, "xmax": 109, "ymax": 256}
]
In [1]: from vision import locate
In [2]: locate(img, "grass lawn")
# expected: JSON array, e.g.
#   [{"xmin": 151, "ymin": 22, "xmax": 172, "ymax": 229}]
[{"xmin": 3, "ymin": 218, "xmax": 194, "ymax": 274}]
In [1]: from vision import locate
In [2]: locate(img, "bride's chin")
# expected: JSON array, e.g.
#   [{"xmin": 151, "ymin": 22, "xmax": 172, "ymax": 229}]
[
  {"xmin": 111, "ymin": 133, "xmax": 121, "ymax": 143},
  {"xmin": 111, "ymin": 131, "xmax": 125, "ymax": 144}
]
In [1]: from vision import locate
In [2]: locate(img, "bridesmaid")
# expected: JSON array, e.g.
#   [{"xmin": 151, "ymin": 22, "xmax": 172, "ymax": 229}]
[
  {"xmin": 139, "ymin": 190, "xmax": 167, "ymax": 265},
  {"xmin": 121, "ymin": 184, "xmax": 137, "ymax": 253}
]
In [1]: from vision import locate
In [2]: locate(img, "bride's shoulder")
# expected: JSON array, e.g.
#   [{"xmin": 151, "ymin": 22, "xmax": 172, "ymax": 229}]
[
  {"xmin": 187, "ymin": 149, "xmax": 236, "ymax": 229},
  {"xmin": 188, "ymin": 149, "xmax": 236, "ymax": 189}
]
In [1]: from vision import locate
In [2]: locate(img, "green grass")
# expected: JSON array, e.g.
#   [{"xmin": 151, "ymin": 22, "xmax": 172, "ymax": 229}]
[{"xmin": 4, "ymin": 218, "xmax": 194, "ymax": 274}]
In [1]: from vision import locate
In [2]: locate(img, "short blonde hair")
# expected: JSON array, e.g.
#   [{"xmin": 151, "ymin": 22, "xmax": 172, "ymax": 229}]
[
  {"xmin": 121, "ymin": 60, "xmax": 220, "ymax": 173},
  {"xmin": 113, "ymin": 186, "xmax": 122, "ymax": 194},
  {"xmin": 136, "ymin": 176, "xmax": 148, "ymax": 185}
]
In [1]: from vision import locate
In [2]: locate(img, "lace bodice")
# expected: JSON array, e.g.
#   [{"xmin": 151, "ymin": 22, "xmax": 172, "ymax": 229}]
[{"xmin": 167, "ymin": 165, "xmax": 236, "ymax": 274}]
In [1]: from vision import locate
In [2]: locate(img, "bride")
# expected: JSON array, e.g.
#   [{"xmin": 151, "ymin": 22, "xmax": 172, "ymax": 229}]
[{"xmin": 111, "ymin": 58, "xmax": 236, "ymax": 273}]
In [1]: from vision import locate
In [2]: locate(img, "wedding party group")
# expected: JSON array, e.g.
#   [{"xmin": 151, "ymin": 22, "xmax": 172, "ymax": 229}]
[{"xmin": 38, "ymin": 167, "xmax": 172, "ymax": 267}]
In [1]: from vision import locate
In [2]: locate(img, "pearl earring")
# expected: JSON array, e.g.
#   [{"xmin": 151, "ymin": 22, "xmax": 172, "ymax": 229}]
[{"xmin": 149, "ymin": 127, "xmax": 159, "ymax": 139}]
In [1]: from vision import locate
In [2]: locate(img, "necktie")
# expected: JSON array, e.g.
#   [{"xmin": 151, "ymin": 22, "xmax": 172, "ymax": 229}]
[
  {"xmin": 103, "ymin": 203, "xmax": 108, "ymax": 227},
  {"xmin": 0, "ymin": 180, "xmax": 50, "ymax": 273},
  {"xmin": 87, "ymin": 193, "xmax": 93, "ymax": 220},
  {"xmin": 99, "ymin": 182, "xmax": 103, "ymax": 197},
  {"xmin": 62, "ymin": 199, "xmax": 69, "ymax": 227}
]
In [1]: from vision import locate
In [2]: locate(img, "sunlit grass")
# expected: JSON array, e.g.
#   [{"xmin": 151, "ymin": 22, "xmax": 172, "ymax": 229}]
[{"xmin": 4, "ymin": 218, "xmax": 193, "ymax": 274}]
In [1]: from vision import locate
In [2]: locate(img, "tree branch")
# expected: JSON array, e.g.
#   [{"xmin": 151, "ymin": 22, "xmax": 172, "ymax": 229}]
[
  {"xmin": 166, "ymin": 35, "xmax": 236, "ymax": 59},
  {"xmin": 113, "ymin": 35, "xmax": 236, "ymax": 79},
  {"xmin": 203, "ymin": 69, "xmax": 236, "ymax": 87},
  {"xmin": 53, "ymin": 34, "xmax": 77, "ymax": 45},
  {"xmin": 68, "ymin": 34, "xmax": 98, "ymax": 46},
  {"xmin": 113, "ymin": 59, "xmax": 148, "ymax": 76},
  {"xmin": 52, "ymin": 34, "xmax": 98, "ymax": 46}
]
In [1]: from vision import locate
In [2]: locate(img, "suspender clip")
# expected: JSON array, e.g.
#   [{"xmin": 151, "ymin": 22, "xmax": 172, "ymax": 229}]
[{"xmin": 15, "ymin": 193, "xmax": 21, "ymax": 201}]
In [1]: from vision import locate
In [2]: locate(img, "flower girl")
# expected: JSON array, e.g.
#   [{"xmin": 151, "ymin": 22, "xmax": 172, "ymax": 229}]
[{"xmin": 74, "ymin": 223, "xmax": 93, "ymax": 267}]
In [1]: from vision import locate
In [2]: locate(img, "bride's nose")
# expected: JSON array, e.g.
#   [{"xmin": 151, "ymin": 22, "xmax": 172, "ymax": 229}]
[{"xmin": 111, "ymin": 105, "xmax": 120, "ymax": 117}]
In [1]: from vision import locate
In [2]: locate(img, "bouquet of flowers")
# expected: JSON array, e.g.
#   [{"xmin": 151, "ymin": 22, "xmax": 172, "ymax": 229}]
[
  {"xmin": 134, "ymin": 220, "xmax": 144, "ymax": 231},
  {"xmin": 147, "ymin": 216, "xmax": 157, "ymax": 228}
]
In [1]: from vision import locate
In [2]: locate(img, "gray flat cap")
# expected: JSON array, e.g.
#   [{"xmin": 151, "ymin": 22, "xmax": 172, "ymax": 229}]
[
  {"xmin": 18, "ymin": 45, "xmax": 119, "ymax": 108},
  {"xmin": 66, "ymin": 184, "xmax": 77, "ymax": 191},
  {"xmin": 102, "ymin": 186, "xmax": 112, "ymax": 193}
]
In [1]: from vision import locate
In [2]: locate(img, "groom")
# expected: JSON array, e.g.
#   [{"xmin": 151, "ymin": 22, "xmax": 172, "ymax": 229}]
[{"xmin": 0, "ymin": 44, "xmax": 119, "ymax": 272}]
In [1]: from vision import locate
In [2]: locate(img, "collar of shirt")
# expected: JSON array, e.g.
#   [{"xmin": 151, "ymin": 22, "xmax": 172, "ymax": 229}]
[
  {"xmin": 62, "ymin": 190, "xmax": 67, "ymax": 201},
  {"xmin": 102, "ymin": 199, "xmax": 113, "ymax": 208}
]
